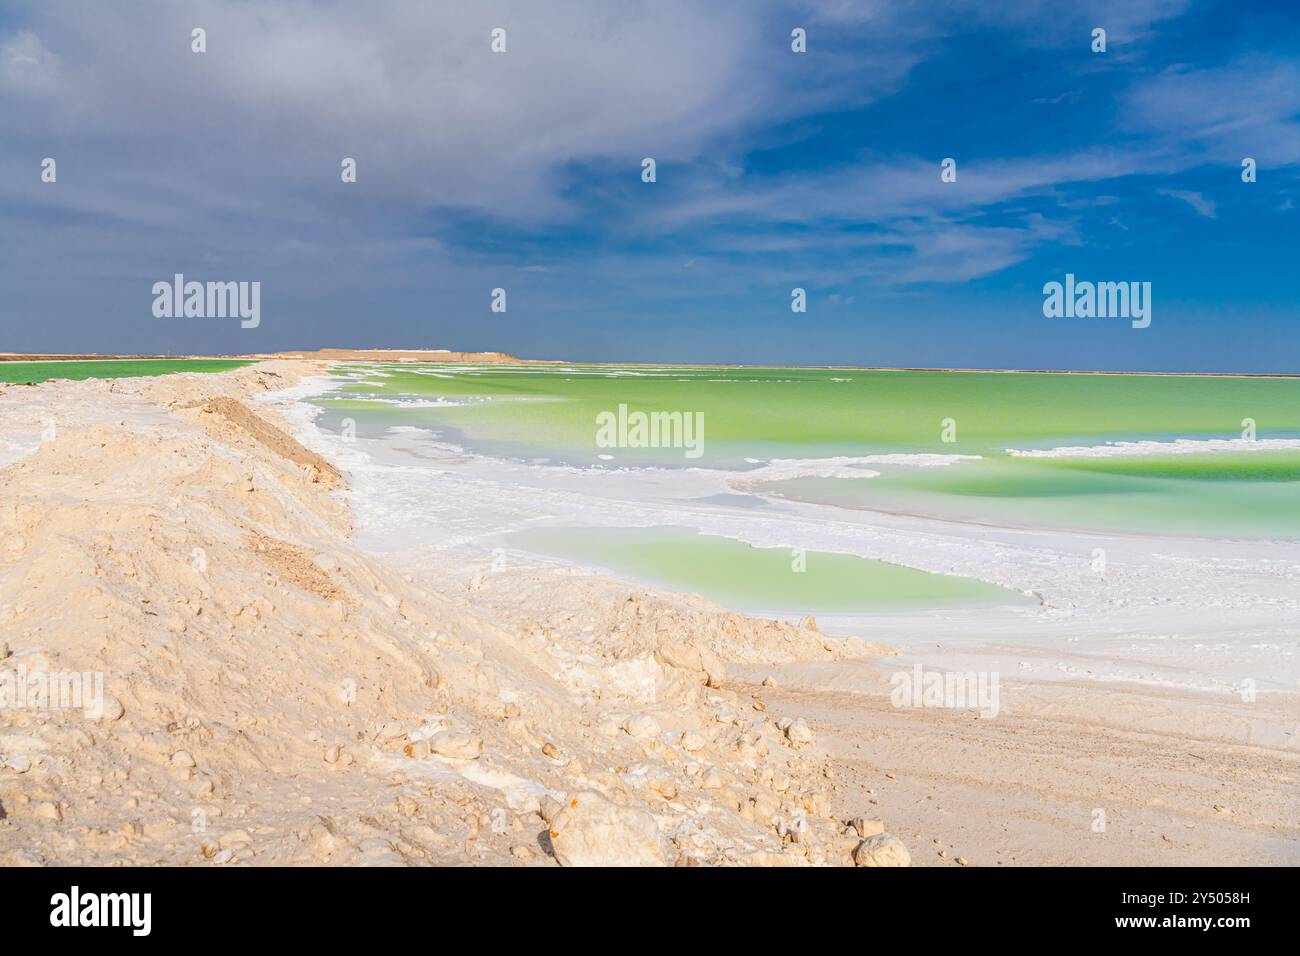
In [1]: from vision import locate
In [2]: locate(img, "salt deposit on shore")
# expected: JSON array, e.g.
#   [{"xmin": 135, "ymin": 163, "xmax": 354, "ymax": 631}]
[{"xmin": 1007, "ymin": 437, "xmax": 1300, "ymax": 457}]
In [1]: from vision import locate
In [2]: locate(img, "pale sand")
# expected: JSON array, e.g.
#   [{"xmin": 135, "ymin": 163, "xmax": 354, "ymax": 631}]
[
  {"xmin": 0, "ymin": 361, "xmax": 877, "ymax": 866},
  {"xmin": 731, "ymin": 664, "xmax": 1300, "ymax": 865},
  {"xmin": 0, "ymin": 360, "xmax": 1296, "ymax": 866}
]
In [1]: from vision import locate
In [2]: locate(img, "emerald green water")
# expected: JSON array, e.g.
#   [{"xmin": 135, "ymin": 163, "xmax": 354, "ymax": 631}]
[
  {"xmin": 765, "ymin": 454, "xmax": 1300, "ymax": 538},
  {"xmin": 504, "ymin": 527, "xmax": 1030, "ymax": 611},
  {"xmin": 322, "ymin": 364, "xmax": 1300, "ymax": 458},
  {"xmin": 316, "ymin": 364, "xmax": 1300, "ymax": 539},
  {"xmin": 0, "ymin": 359, "xmax": 252, "ymax": 383}
]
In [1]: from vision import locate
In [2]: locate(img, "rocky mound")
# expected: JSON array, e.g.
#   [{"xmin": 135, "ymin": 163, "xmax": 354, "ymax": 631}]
[{"xmin": 0, "ymin": 363, "xmax": 905, "ymax": 866}]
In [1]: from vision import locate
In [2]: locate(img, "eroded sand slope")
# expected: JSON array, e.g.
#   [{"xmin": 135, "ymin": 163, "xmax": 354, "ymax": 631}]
[{"xmin": 0, "ymin": 363, "xmax": 890, "ymax": 866}]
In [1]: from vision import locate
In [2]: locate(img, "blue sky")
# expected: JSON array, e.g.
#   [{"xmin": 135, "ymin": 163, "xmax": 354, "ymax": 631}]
[{"xmin": 2, "ymin": 0, "xmax": 1299, "ymax": 371}]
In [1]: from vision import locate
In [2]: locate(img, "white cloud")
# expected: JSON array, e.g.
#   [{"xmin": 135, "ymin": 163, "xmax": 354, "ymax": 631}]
[
  {"xmin": 1123, "ymin": 59, "xmax": 1300, "ymax": 165},
  {"xmin": 0, "ymin": 2, "xmax": 793, "ymax": 223},
  {"xmin": 2, "ymin": 0, "xmax": 1269, "ymax": 345},
  {"xmin": 0, "ymin": 29, "xmax": 59, "ymax": 94},
  {"xmin": 1156, "ymin": 187, "xmax": 1217, "ymax": 218}
]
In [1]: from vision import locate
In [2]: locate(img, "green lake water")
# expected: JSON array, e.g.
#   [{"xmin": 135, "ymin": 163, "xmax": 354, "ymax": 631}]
[
  {"xmin": 321, "ymin": 363, "xmax": 1300, "ymax": 455},
  {"xmin": 763, "ymin": 453, "xmax": 1300, "ymax": 538},
  {"xmin": 315, "ymin": 363, "xmax": 1300, "ymax": 540},
  {"xmin": 0, "ymin": 359, "xmax": 252, "ymax": 384},
  {"xmin": 503, "ymin": 527, "xmax": 1031, "ymax": 612}
]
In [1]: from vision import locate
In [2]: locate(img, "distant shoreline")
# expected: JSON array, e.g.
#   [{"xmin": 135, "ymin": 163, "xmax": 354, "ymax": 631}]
[{"xmin": 0, "ymin": 350, "xmax": 1297, "ymax": 379}]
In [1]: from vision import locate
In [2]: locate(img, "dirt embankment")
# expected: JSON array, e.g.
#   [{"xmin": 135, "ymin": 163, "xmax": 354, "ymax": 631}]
[{"xmin": 0, "ymin": 360, "xmax": 897, "ymax": 866}]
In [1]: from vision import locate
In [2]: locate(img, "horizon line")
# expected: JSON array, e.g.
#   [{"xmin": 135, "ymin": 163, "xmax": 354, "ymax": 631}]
[{"xmin": 2, "ymin": 350, "xmax": 1298, "ymax": 379}]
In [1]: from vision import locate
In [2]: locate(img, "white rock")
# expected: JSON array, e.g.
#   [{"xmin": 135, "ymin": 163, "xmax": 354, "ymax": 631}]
[
  {"xmin": 621, "ymin": 714, "xmax": 661, "ymax": 740},
  {"xmin": 839, "ymin": 636, "xmax": 871, "ymax": 658},
  {"xmin": 549, "ymin": 791, "xmax": 666, "ymax": 867},
  {"xmin": 848, "ymin": 817, "xmax": 885, "ymax": 838},
  {"xmin": 785, "ymin": 718, "xmax": 815, "ymax": 746},
  {"xmin": 701, "ymin": 767, "xmax": 727, "ymax": 790},
  {"xmin": 696, "ymin": 645, "xmax": 727, "ymax": 687},
  {"xmin": 853, "ymin": 833, "xmax": 911, "ymax": 867},
  {"xmin": 654, "ymin": 642, "xmax": 702, "ymax": 672},
  {"xmin": 171, "ymin": 750, "xmax": 197, "ymax": 768},
  {"xmin": 430, "ymin": 730, "xmax": 482, "ymax": 760},
  {"xmin": 679, "ymin": 731, "xmax": 707, "ymax": 753},
  {"xmin": 655, "ymin": 641, "xmax": 725, "ymax": 687},
  {"xmin": 5, "ymin": 754, "xmax": 32, "ymax": 774},
  {"xmin": 539, "ymin": 796, "xmax": 564, "ymax": 825},
  {"xmin": 735, "ymin": 732, "xmax": 768, "ymax": 760},
  {"xmin": 98, "ymin": 694, "xmax": 125, "ymax": 721}
]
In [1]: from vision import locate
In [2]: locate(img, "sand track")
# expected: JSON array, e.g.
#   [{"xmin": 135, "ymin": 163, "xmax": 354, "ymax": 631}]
[{"xmin": 739, "ymin": 667, "xmax": 1300, "ymax": 866}]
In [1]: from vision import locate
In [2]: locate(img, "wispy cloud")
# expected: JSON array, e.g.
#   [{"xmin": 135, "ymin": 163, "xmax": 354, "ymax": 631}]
[
  {"xmin": 1122, "ymin": 58, "xmax": 1300, "ymax": 165},
  {"xmin": 1, "ymin": 0, "xmax": 1298, "ymax": 369},
  {"xmin": 1156, "ymin": 187, "xmax": 1217, "ymax": 218}
]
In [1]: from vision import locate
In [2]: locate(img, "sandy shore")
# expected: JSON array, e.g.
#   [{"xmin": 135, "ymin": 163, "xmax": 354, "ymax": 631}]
[
  {"xmin": 736, "ymin": 664, "xmax": 1300, "ymax": 865},
  {"xmin": 1, "ymin": 360, "xmax": 1296, "ymax": 866},
  {"xmin": 404, "ymin": 549, "xmax": 1300, "ymax": 867}
]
